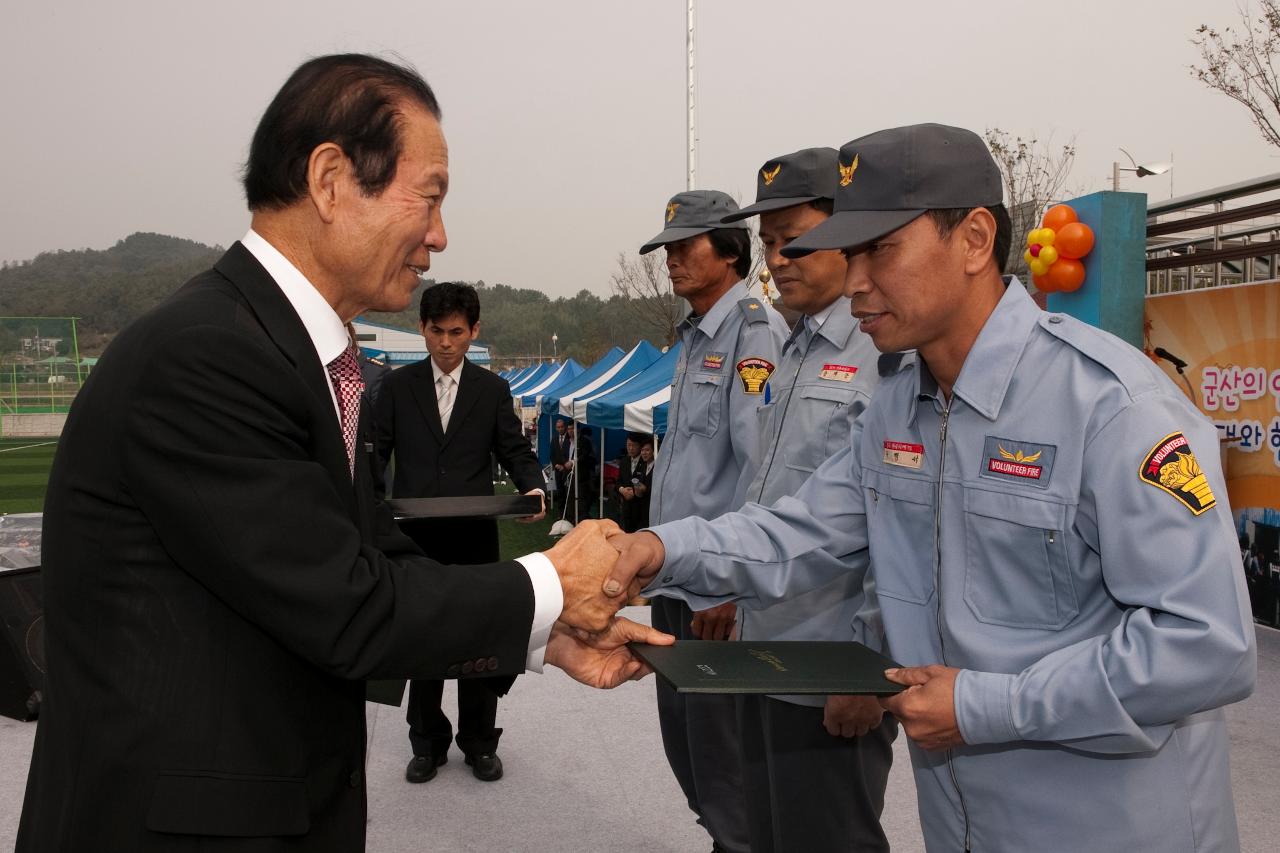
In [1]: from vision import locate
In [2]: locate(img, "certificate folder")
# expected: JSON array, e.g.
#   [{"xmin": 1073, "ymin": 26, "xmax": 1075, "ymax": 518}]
[
  {"xmin": 387, "ymin": 494, "xmax": 543, "ymax": 521},
  {"xmin": 629, "ymin": 640, "xmax": 905, "ymax": 696}
]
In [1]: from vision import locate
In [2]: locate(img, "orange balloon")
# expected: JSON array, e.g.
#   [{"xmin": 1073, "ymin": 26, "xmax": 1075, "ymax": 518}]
[
  {"xmin": 1032, "ymin": 271, "xmax": 1056, "ymax": 292},
  {"xmin": 1047, "ymin": 258, "xmax": 1086, "ymax": 291},
  {"xmin": 1055, "ymin": 222, "xmax": 1094, "ymax": 259},
  {"xmin": 1041, "ymin": 204, "xmax": 1078, "ymax": 232}
]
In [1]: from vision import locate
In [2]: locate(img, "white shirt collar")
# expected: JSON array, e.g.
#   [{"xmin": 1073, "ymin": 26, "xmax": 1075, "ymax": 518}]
[
  {"xmin": 430, "ymin": 357, "xmax": 465, "ymax": 386},
  {"xmin": 807, "ymin": 298, "xmax": 839, "ymax": 333},
  {"xmin": 241, "ymin": 229, "xmax": 350, "ymax": 366}
]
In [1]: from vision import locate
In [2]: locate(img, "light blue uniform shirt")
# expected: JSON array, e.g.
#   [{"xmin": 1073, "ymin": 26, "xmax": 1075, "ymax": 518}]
[
  {"xmin": 735, "ymin": 296, "xmax": 892, "ymax": 707},
  {"xmin": 646, "ymin": 281, "xmax": 1256, "ymax": 852},
  {"xmin": 649, "ymin": 280, "xmax": 787, "ymax": 527}
]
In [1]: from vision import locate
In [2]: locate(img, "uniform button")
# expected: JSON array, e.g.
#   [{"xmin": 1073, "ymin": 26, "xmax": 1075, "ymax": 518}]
[
  {"xmin": 1048, "ymin": 316, "xmax": 1062, "ymax": 324},
  {"xmin": 487, "ymin": 656, "xmax": 499, "ymax": 671},
  {"xmin": 348, "ymin": 769, "xmax": 362, "ymax": 788},
  {"xmin": 662, "ymin": 576, "xmax": 673, "ymax": 583},
  {"xmin": 446, "ymin": 664, "xmax": 460, "ymax": 678},
  {"xmin": 461, "ymin": 661, "xmax": 474, "ymax": 675}
]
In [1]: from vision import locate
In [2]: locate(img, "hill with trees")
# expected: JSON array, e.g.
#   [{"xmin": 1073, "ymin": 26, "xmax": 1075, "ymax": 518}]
[{"xmin": 0, "ymin": 233, "xmax": 678, "ymax": 363}]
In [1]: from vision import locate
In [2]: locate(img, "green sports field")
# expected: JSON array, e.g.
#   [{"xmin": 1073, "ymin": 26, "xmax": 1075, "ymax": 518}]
[{"xmin": 0, "ymin": 438, "xmax": 57, "ymax": 515}]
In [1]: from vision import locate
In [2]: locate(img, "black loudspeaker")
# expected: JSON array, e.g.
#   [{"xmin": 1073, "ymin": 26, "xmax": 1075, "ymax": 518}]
[{"xmin": 0, "ymin": 567, "xmax": 45, "ymax": 721}]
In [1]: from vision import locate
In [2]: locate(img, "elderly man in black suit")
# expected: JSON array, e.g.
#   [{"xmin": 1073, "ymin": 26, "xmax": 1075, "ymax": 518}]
[
  {"xmin": 375, "ymin": 282, "xmax": 546, "ymax": 784},
  {"xmin": 17, "ymin": 54, "xmax": 665, "ymax": 853}
]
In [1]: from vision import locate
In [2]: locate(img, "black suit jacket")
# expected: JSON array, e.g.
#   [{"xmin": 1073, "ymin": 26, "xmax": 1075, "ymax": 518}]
[
  {"xmin": 18, "ymin": 243, "xmax": 536, "ymax": 852},
  {"xmin": 374, "ymin": 358, "xmax": 544, "ymax": 564}
]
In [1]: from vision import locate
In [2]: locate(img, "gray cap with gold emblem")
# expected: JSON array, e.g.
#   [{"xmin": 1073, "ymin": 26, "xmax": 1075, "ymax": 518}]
[
  {"xmin": 639, "ymin": 190, "xmax": 747, "ymax": 255},
  {"xmin": 721, "ymin": 147, "xmax": 840, "ymax": 223}
]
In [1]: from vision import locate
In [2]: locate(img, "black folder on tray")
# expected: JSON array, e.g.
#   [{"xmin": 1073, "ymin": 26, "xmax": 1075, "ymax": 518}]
[
  {"xmin": 366, "ymin": 494, "xmax": 542, "ymax": 707},
  {"xmin": 628, "ymin": 640, "xmax": 905, "ymax": 695},
  {"xmin": 386, "ymin": 494, "xmax": 543, "ymax": 521}
]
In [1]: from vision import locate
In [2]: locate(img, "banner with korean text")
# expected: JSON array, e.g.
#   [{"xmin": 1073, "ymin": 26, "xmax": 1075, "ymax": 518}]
[{"xmin": 1145, "ymin": 280, "xmax": 1280, "ymax": 626}]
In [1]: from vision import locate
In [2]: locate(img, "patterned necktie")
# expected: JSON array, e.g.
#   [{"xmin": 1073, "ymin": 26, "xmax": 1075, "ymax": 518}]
[
  {"xmin": 325, "ymin": 346, "xmax": 364, "ymax": 479},
  {"xmin": 437, "ymin": 373, "xmax": 456, "ymax": 431}
]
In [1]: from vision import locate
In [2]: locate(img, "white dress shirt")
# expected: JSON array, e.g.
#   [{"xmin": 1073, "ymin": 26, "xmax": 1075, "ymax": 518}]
[{"xmin": 240, "ymin": 230, "xmax": 562, "ymax": 671}]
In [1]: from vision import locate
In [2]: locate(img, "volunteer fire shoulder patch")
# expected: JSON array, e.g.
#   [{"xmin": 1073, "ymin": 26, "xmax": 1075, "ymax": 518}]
[
  {"xmin": 1140, "ymin": 432, "xmax": 1217, "ymax": 516},
  {"xmin": 736, "ymin": 357, "xmax": 775, "ymax": 394}
]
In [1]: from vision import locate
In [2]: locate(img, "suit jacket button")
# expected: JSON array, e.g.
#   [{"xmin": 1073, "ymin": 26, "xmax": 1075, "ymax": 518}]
[
  {"xmin": 348, "ymin": 770, "xmax": 362, "ymax": 788},
  {"xmin": 475, "ymin": 658, "xmax": 487, "ymax": 673},
  {"xmin": 446, "ymin": 664, "xmax": 460, "ymax": 678},
  {"xmin": 487, "ymin": 657, "xmax": 499, "ymax": 671},
  {"xmin": 461, "ymin": 661, "xmax": 474, "ymax": 675}
]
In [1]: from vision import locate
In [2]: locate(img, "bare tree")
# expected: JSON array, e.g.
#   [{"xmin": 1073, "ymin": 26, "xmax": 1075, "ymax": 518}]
[
  {"xmin": 609, "ymin": 251, "xmax": 681, "ymax": 346},
  {"xmin": 1192, "ymin": 1, "xmax": 1280, "ymax": 150},
  {"xmin": 984, "ymin": 128, "xmax": 1077, "ymax": 279}
]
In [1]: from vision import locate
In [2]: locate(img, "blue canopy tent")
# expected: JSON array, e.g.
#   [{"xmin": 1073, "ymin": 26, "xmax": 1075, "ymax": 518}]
[
  {"xmin": 551, "ymin": 341, "xmax": 663, "ymax": 517},
  {"xmin": 517, "ymin": 359, "xmax": 586, "ymax": 408},
  {"xmin": 535, "ymin": 347, "xmax": 626, "ymax": 465},
  {"xmin": 584, "ymin": 343, "xmax": 680, "ymax": 436},
  {"xmin": 502, "ymin": 364, "xmax": 537, "ymax": 388},
  {"xmin": 507, "ymin": 362, "xmax": 559, "ymax": 395},
  {"xmin": 560, "ymin": 341, "xmax": 662, "ymax": 422}
]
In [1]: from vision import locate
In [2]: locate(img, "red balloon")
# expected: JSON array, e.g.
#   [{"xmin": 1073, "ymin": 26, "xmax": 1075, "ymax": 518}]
[
  {"xmin": 1041, "ymin": 204, "xmax": 1078, "ymax": 232},
  {"xmin": 1047, "ymin": 258, "xmax": 1086, "ymax": 292},
  {"xmin": 1032, "ymin": 271, "xmax": 1056, "ymax": 292},
  {"xmin": 1056, "ymin": 222, "xmax": 1095, "ymax": 259}
]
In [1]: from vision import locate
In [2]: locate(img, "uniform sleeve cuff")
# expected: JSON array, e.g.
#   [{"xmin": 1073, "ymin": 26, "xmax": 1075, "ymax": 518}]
[
  {"xmin": 954, "ymin": 669, "xmax": 1019, "ymax": 745},
  {"xmin": 517, "ymin": 552, "xmax": 563, "ymax": 673},
  {"xmin": 639, "ymin": 520, "xmax": 699, "ymax": 596}
]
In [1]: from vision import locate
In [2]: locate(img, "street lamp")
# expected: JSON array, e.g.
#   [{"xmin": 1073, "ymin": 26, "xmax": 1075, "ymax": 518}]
[
  {"xmin": 1112, "ymin": 148, "xmax": 1172, "ymax": 192},
  {"xmin": 551, "ymin": 333, "xmax": 558, "ymax": 362}
]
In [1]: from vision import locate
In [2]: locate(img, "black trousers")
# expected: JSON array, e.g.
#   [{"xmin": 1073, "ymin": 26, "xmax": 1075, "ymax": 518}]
[
  {"xmin": 736, "ymin": 694, "xmax": 897, "ymax": 853},
  {"xmin": 406, "ymin": 677, "xmax": 502, "ymax": 758},
  {"xmin": 650, "ymin": 597, "xmax": 750, "ymax": 853}
]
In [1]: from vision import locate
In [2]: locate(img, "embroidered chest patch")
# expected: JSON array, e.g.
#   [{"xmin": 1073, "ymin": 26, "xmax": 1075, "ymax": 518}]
[
  {"xmin": 702, "ymin": 352, "xmax": 726, "ymax": 371},
  {"xmin": 883, "ymin": 440, "xmax": 924, "ymax": 469},
  {"xmin": 736, "ymin": 357, "xmax": 775, "ymax": 394},
  {"xmin": 1140, "ymin": 432, "xmax": 1217, "ymax": 516},
  {"xmin": 980, "ymin": 437, "xmax": 1057, "ymax": 488},
  {"xmin": 819, "ymin": 363, "xmax": 858, "ymax": 382}
]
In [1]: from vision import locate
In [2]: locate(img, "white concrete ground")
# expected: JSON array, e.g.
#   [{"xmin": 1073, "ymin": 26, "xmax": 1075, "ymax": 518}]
[{"xmin": 1, "ymin": 611, "xmax": 1276, "ymax": 852}]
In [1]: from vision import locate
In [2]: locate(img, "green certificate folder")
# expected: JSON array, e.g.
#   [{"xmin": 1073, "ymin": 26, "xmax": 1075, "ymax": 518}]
[{"xmin": 629, "ymin": 640, "xmax": 906, "ymax": 696}]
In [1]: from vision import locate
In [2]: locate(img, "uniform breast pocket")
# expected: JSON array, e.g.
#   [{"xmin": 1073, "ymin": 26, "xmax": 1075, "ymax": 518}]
[
  {"xmin": 680, "ymin": 372, "xmax": 723, "ymax": 438},
  {"xmin": 863, "ymin": 469, "xmax": 936, "ymax": 605},
  {"xmin": 784, "ymin": 384, "xmax": 858, "ymax": 473},
  {"xmin": 962, "ymin": 488, "xmax": 1079, "ymax": 630}
]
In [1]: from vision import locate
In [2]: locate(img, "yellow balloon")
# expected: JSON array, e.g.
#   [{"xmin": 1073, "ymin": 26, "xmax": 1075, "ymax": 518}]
[
  {"xmin": 1039, "ymin": 228, "xmax": 1056, "ymax": 247},
  {"xmin": 1023, "ymin": 249, "xmax": 1035, "ymax": 265},
  {"xmin": 1039, "ymin": 245, "xmax": 1059, "ymax": 266},
  {"xmin": 1026, "ymin": 229, "xmax": 1041, "ymax": 248},
  {"xmin": 1029, "ymin": 258, "xmax": 1049, "ymax": 276}
]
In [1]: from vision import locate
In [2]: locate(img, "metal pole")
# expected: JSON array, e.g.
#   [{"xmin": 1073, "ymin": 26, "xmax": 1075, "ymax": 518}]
[
  {"xmin": 598, "ymin": 426, "xmax": 605, "ymax": 519},
  {"xmin": 1213, "ymin": 201, "xmax": 1223, "ymax": 288},
  {"xmin": 1112, "ymin": 162, "xmax": 1120, "ymax": 192},
  {"xmin": 686, "ymin": 0, "xmax": 696, "ymax": 191}
]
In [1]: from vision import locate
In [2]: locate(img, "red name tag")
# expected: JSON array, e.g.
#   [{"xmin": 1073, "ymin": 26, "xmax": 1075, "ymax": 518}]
[
  {"xmin": 883, "ymin": 441, "xmax": 924, "ymax": 469},
  {"xmin": 819, "ymin": 363, "xmax": 858, "ymax": 382}
]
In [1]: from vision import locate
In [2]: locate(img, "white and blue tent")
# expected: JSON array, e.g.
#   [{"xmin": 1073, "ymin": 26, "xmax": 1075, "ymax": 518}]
[
  {"xmin": 583, "ymin": 343, "xmax": 680, "ymax": 436},
  {"xmin": 556, "ymin": 341, "xmax": 662, "ymax": 422},
  {"xmin": 502, "ymin": 364, "xmax": 537, "ymax": 388},
  {"xmin": 517, "ymin": 359, "xmax": 587, "ymax": 408},
  {"xmin": 508, "ymin": 361, "xmax": 562, "ymax": 396}
]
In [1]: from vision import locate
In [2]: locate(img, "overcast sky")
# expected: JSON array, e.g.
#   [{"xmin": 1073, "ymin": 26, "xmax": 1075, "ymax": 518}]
[{"xmin": 1, "ymin": 0, "xmax": 1273, "ymax": 297}]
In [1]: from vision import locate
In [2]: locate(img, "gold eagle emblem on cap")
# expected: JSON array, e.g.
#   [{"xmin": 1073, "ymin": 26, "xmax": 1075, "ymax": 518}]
[
  {"xmin": 998, "ymin": 446, "xmax": 1042, "ymax": 464},
  {"xmin": 666, "ymin": 202, "xmax": 680, "ymax": 223},
  {"xmin": 838, "ymin": 153, "xmax": 860, "ymax": 187},
  {"xmin": 761, "ymin": 163, "xmax": 781, "ymax": 186}
]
